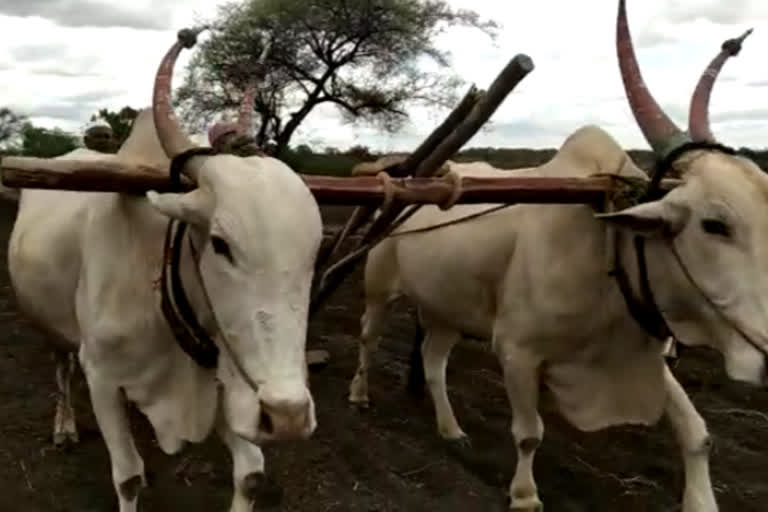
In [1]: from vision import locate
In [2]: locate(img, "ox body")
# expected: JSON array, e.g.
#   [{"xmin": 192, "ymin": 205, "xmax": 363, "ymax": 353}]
[
  {"xmin": 348, "ymin": 3, "xmax": 764, "ymax": 511},
  {"xmin": 6, "ymin": 29, "xmax": 323, "ymax": 512}
]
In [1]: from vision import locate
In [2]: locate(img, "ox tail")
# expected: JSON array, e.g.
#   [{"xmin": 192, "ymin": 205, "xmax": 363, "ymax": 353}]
[{"xmin": 406, "ymin": 318, "xmax": 426, "ymax": 398}]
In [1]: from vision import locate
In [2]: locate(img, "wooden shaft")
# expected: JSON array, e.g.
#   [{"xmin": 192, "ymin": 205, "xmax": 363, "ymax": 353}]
[
  {"xmin": 314, "ymin": 84, "xmax": 483, "ymax": 271},
  {"xmin": 0, "ymin": 156, "xmax": 196, "ymax": 193},
  {"xmin": 1, "ymin": 155, "xmax": 682, "ymax": 204},
  {"xmin": 1, "ymin": 156, "xmax": 681, "ymax": 205},
  {"xmin": 362, "ymin": 54, "xmax": 535, "ymax": 243}
]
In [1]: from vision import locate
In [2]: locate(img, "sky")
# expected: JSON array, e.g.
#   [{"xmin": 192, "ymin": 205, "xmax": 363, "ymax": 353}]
[{"xmin": 0, "ymin": 0, "xmax": 766, "ymax": 152}]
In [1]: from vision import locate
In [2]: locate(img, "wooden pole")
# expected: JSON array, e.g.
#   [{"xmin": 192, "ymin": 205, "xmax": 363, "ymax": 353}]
[
  {"xmin": 362, "ymin": 54, "xmax": 535, "ymax": 244},
  {"xmin": 0, "ymin": 156, "xmax": 196, "ymax": 193},
  {"xmin": 0, "ymin": 155, "xmax": 681, "ymax": 205},
  {"xmin": 315, "ymin": 84, "xmax": 484, "ymax": 270},
  {"xmin": 309, "ymin": 53, "xmax": 536, "ymax": 314}
]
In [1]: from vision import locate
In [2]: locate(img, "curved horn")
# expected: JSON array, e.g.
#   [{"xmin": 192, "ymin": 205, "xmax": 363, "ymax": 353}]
[
  {"xmin": 209, "ymin": 38, "xmax": 272, "ymax": 146},
  {"xmin": 235, "ymin": 84, "xmax": 257, "ymax": 134},
  {"xmin": 152, "ymin": 26, "xmax": 207, "ymax": 159},
  {"xmin": 616, "ymin": 0, "xmax": 689, "ymax": 157},
  {"xmin": 236, "ymin": 38, "xmax": 272, "ymax": 134},
  {"xmin": 688, "ymin": 28, "xmax": 753, "ymax": 142}
]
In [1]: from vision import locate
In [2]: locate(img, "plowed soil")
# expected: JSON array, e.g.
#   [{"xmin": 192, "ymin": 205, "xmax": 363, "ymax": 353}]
[{"xmin": 0, "ymin": 200, "xmax": 766, "ymax": 511}]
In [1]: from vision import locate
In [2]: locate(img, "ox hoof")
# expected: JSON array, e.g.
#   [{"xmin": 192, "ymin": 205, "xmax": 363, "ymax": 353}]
[
  {"xmin": 509, "ymin": 495, "xmax": 543, "ymax": 512},
  {"xmin": 53, "ymin": 431, "xmax": 79, "ymax": 450},
  {"xmin": 447, "ymin": 434, "xmax": 472, "ymax": 449},
  {"xmin": 349, "ymin": 395, "xmax": 371, "ymax": 410},
  {"xmin": 442, "ymin": 435, "xmax": 473, "ymax": 455},
  {"xmin": 243, "ymin": 472, "xmax": 283, "ymax": 509},
  {"xmin": 307, "ymin": 350, "xmax": 330, "ymax": 372},
  {"xmin": 509, "ymin": 503, "xmax": 543, "ymax": 512}
]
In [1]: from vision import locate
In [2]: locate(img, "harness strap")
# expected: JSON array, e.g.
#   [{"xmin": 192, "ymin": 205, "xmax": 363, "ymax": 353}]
[
  {"xmin": 610, "ymin": 141, "xmax": 740, "ymax": 344},
  {"xmin": 160, "ymin": 219, "xmax": 219, "ymax": 368},
  {"xmin": 668, "ymin": 239, "xmax": 768, "ymax": 359},
  {"xmin": 609, "ymin": 230, "xmax": 672, "ymax": 340},
  {"xmin": 187, "ymin": 236, "xmax": 264, "ymax": 393},
  {"xmin": 169, "ymin": 147, "xmax": 220, "ymax": 189}
]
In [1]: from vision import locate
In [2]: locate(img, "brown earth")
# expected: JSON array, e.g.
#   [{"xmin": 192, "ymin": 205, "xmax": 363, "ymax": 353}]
[{"xmin": 0, "ymin": 200, "xmax": 767, "ymax": 512}]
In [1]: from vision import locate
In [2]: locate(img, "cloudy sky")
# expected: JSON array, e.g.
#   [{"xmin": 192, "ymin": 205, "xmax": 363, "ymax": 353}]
[{"xmin": 0, "ymin": 0, "xmax": 766, "ymax": 152}]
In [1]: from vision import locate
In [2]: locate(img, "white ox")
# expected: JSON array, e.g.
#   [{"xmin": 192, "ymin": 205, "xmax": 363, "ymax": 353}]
[
  {"xmin": 1, "ymin": 147, "xmax": 118, "ymax": 447},
  {"xmin": 348, "ymin": 3, "xmax": 763, "ymax": 511},
  {"xmin": 6, "ymin": 28, "xmax": 322, "ymax": 512},
  {"xmin": 0, "ymin": 76, "xmax": 264, "ymax": 450}
]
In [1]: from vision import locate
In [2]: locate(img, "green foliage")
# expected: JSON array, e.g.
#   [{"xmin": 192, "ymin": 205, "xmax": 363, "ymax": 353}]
[
  {"xmin": 19, "ymin": 123, "xmax": 79, "ymax": 158},
  {"xmin": 175, "ymin": 0, "xmax": 497, "ymax": 155},
  {"xmin": 0, "ymin": 107, "xmax": 27, "ymax": 150},
  {"xmin": 281, "ymin": 146, "xmax": 361, "ymax": 176},
  {"xmin": 281, "ymin": 144, "xmax": 768, "ymax": 177}
]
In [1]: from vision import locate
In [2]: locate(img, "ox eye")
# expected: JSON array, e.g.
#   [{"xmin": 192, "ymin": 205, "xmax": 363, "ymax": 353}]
[
  {"xmin": 210, "ymin": 235, "xmax": 234, "ymax": 263},
  {"xmin": 701, "ymin": 218, "xmax": 731, "ymax": 238}
]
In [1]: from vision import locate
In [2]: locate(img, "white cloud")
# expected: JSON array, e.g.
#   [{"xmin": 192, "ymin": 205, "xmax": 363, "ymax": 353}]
[{"xmin": 0, "ymin": 0, "xmax": 766, "ymax": 152}]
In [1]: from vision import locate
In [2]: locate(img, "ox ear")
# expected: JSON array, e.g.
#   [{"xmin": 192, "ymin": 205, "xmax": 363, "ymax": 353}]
[
  {"xmin": 595, "ymin": 200, "xmax": 690, "ymax": 237},
  {"xmin": 146, "ymin": 188, "xmax": 213, "ymax": 227}
]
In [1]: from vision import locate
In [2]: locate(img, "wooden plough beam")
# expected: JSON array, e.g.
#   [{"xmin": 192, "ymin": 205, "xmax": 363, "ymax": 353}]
[
  {"xmin": 309, "ymin": 53, "xmax": 539, "ymax": 317},
  {"xmin": 0, "ymin": 158, "xmax": 679, "ymax": 206},
  {"xmin": 0, "ymin": 51, "xmax": 681, "ymax": 369}
]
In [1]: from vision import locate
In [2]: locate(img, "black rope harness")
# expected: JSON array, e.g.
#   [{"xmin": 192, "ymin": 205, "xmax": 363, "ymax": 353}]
[
  {"xmin": 610, "ymin": 140, "xmax": 743, "ymax": 346},
  {"xmin": 159, "ymin": 141, "xmax": 274, "ymax": 370},
  {"xmin": 159, "ymin": 147, "xmax": 222, "ymax": 368}
]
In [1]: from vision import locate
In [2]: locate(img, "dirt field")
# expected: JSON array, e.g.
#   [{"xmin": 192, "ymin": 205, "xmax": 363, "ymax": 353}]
[{"xmin": 1, "ymin": 199, "xmax": 767, "ymax": 511}]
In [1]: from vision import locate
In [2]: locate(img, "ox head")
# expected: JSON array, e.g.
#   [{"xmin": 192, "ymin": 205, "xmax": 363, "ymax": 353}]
[
  {"xmin": 598, "ymin": 0, "xmax": 768, "ymax": 385},
  {"xmin": 145, "ymin": 27, "xmax": 323, "ymax": 442}
]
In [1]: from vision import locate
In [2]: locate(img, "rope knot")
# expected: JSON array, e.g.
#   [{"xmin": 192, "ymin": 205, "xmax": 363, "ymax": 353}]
[
  {"xmin": 376, "ymin": 171, "xmax": 396, "ymax": 213},
  {"xmin": 438, "ymin": 170, "xmax": 463, "ymax": 210}
]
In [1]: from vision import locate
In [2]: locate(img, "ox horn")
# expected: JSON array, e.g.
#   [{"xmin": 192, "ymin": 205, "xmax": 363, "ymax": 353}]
[
  {"xmin": 152, "ymin": 26, "xmax": 208, "ymax": 161},
  {"xmin": 616, "ymin": 0, "xmax": 690, "ymax": 157},
  {"xmin": 688, "ymin": 28, "xmax": 753, "ymax": 142},
  {"xmin": 208, "ymin": 38, "xmax": 272, "ymax": 147},
  {"xmin": 237, "ymin": 39, "xmax": 272, "ymax": 134}
]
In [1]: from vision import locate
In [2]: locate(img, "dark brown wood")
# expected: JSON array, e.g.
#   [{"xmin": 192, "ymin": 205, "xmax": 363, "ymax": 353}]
[
  {"xmin": 1, "ymin": 156, "xmax": 196, "ymax": 193},
  {"xmin": 304, "ymin": 175, "xmax": 613, "ymax": 205},
  {"xmin": 363, "ymin": 54, "xmax": 535, "ymax": 243},
  {"xmin": 308, "ymin": 54, "xmax": 537, "ymax": 315},
  {"xmin": 315, "ymin": 84, "xmax": 484, "ymax": 271},
  {"xmin": 414, "ymin": 55, "xmax": 535, "ymax": 179},
  {"xmin": 1, "ymin": 156, "xmax": 682, "ymax": 205},
  {"xmin": 390, "ymin": 85, "xmax": 483, "ymax": 179}
]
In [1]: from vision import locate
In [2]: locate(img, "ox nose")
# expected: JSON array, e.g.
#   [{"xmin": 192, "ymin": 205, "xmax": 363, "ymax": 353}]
[{"xmin": 258, "ymin": 394, "xmax": 314, "ymax": 441}]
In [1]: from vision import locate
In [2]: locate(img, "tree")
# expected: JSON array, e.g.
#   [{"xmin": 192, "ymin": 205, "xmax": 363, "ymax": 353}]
[
  {"xmin": 0, "ymin": 107, "xmax": 27, "ymax": 151},
  {"xmin": 90, "ymin": 106, "xmax": 139, "ymax": 147},
  {"xmin": 343, "ymin": 144, "xmax": 374, "ymax": 160},
  {"xmin": 19, "ymin": 123, "xmax": 78, "ymax": 158},
  {"xmin": 176, "ymin": 0, "xmax": 497, "ymax": 156}
]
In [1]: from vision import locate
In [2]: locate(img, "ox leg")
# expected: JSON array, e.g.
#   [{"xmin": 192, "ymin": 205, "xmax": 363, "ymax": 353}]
[
  {"xmin": 663, "ymin": 365, "xmax": 718, "ymax": 512},
  {"xmin": 349, "ymin": 301, "xmax": 387, "ymax": 407},
  {"xmin": 496, "ymin": 341, "xmax": 543, "ymax": 512},
  {"xmin": 218, "ymin": 423, "xmax": 282, "ymax": 512},
  {"xmin": 420, "ymin": 320, "xmax": 465, "ymax": 440},
  {"xmin": 80, "ymin": 351, "xmax": 144, "ymax": 512},
  {"xmin": 53, "ymin": 350, "xmax": 79, "ymax": 446}
]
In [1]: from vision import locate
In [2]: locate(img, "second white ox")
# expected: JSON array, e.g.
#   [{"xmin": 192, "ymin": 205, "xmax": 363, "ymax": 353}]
[
  {"xmin": 348, "ymin": 2, "xmax": 765, "ymax": 512},
  {"xmin": 6, "ymin": 28, "xmax": 322, "ymax": 512}
]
